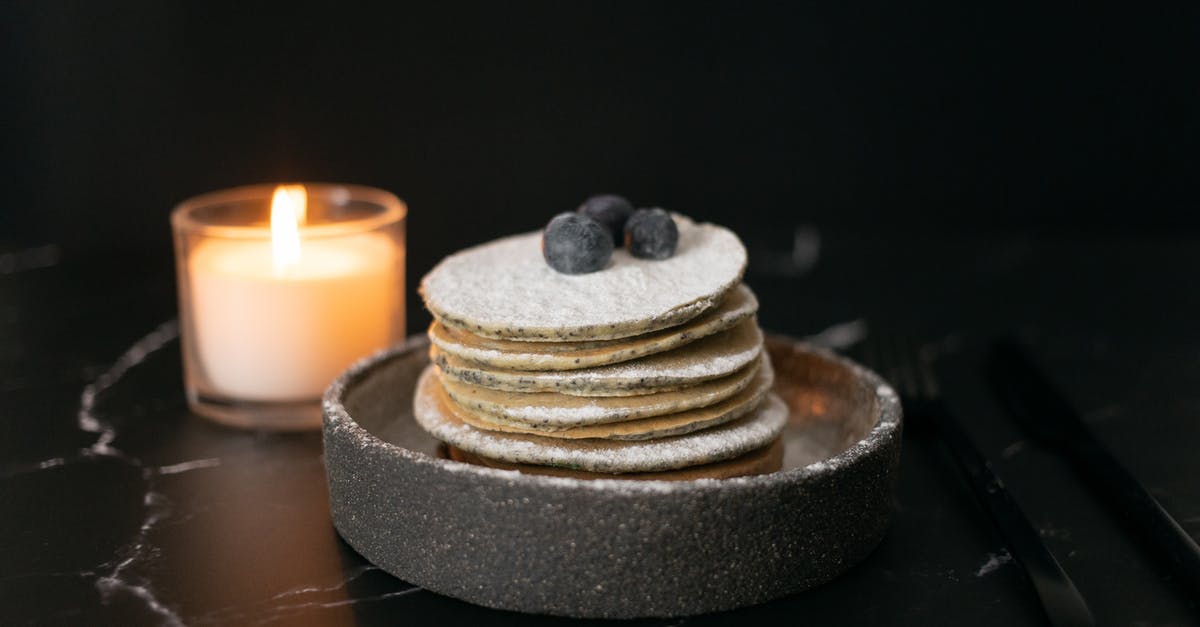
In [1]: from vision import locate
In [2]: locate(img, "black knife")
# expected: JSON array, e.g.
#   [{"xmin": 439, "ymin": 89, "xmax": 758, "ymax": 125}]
[{"xmin": 987, "ymin": 338, "xmax": 1200, "ymax": 598}]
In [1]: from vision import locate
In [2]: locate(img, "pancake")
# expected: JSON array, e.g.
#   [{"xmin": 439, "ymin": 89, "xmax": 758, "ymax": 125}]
[
  {"xmin": 438, "ymin": 357, "xmax": 774, "ymax": 440},
  {"xmin": 439, "ymin": 354, "xmax": 767, "ymax": 427},
  {"xmin": 429, "ymin": 284, "xmax": 758, "ymax": 371},
  {"xmin": 431, "ymin": 318, "xmax": 764, "ymax": 397},
  {"xmin": 414, "ymin": 364, "xmax": 788, "ymax": 473},
  {"xmin": 445, "ymin": 438, "xmax": 784, "ymax": 480},
  {"xmin": 419, "ymin": 215, "xmax": 747, "ymax": 342}
]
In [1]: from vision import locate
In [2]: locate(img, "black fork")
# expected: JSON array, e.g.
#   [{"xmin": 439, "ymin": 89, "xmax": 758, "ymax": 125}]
[{"xmin": 864, "ymin": 332, "xmax": 1095, "ymax": 627}]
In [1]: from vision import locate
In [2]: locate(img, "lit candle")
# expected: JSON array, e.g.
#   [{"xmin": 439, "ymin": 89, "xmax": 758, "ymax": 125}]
[{"xmin": 172, "ymin": 183, "xmax": 405, "ymax": 430}]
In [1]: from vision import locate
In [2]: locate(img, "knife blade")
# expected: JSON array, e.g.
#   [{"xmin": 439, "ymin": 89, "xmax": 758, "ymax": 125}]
[{"xmin": 987, "ymin": 338, "xmax": 1200, "ymax": 598}]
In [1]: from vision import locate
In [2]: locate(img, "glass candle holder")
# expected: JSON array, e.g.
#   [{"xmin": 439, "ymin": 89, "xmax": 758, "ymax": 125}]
[{"xmin": 172, "ymin": 183, "xmax": 405, "ymax": 431}]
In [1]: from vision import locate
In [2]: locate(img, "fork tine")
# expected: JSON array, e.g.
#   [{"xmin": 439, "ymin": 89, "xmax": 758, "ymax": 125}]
[
  {"xmin": 863, "ymin": 325, "xmax": 932, "ymax": 399},
  {"xmin": 916, "ymin": 341, "xmax": 941, "ymax": 398},
  {"xmin": 863, "ymin": 330, "xmax": 884, "ymax": 380},
  {"xmin": 890, "ymin": 333, "xmax": 919, "ymax": 398},
  {"xmin": 867, "ymin": 328, "xmax": 900, "ymax": 392}
]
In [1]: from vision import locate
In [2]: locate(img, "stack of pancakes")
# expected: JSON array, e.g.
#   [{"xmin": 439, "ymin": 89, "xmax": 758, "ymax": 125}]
[{"xmin": 414, "ymin": 215, "xmax": 787, "ymax": 480}]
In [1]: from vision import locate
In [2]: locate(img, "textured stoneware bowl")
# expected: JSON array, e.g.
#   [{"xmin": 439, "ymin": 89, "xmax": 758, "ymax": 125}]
[{"xmin": 323, "ymin": 334, "xmax": 902, "ymax": 618}]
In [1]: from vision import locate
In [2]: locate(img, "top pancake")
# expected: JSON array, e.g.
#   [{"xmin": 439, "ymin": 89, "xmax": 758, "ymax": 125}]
[{"xmin": 419, "ymin": 215, "xmax": 747, "ymax": 342}]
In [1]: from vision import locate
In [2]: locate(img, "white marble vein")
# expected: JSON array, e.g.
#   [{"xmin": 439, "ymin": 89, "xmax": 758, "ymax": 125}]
[
  {"xmin": 1001, "ymin": 440, "xmax": 1028, "ymax": 459},
  {"xmin": 193, "ymin": 566, "xmax": 416, "ymax": 625},
  {"xmin": 268, "ymin": 565, "xmax": 381, "ymax": 601},
  {"xmin": 975, "ymin": 550, "xmax": 1013, "ymax": 577},
  {"xmin": 0, "ymin": 457, "xmax": 70, "ymax": 479},
  {"xmin": 96, "ymin": 574, "xmax": 184, "ymax": 627},
  {"xmin": 251, "ymin": 587, "xmax": 424, "ymax": 625},
  {"xmin": 74, "ymin": 320, "xmax": 186, "ymax": 625},
  {"xmin": 9, "ymin": 318, "xmax": 416, "ymax": 624},
  {"xmin": 3, "ymin": 320, "xmax": 180, "ymax": 478},
  {"xmin": 78, "ymin": 319, "xmax": 180, "ymax": 458},
  {"xmin": 0, "ymin": 569, "xmax": 95, "ymax": 583},
  {"xmin": 92, "ymin": 478, "xmax": 184, "ymax": 625},
  {"xmin": 156, "ymin": 458, "xmax": 222, "ymax": 475}
]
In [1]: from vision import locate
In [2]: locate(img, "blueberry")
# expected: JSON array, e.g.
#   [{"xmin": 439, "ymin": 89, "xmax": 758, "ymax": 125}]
[
  {"xmin": 577, "ymin": 194, "xmax": 634, "ymax": 245},
  {"xmin": 624, "ymin": 208, "xmax": 678, "ymax": 260},
  {"xmin": 542, "ymin": 212, "xmax": 613, "ymax": 274}
]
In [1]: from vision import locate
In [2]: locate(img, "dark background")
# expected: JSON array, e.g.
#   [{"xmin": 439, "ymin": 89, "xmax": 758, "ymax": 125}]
[
  {"xmin": 4, "ymin": 4, "xmax": 1200, "ymax": 625},
  {"xmin": 4, "ymin": 2, "xmax": 1199, "ymax": 261}
]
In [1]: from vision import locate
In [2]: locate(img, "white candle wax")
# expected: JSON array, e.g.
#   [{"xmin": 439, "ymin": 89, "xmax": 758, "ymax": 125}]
[{"xmin": 189, "ymin": 233, "xmax": 399, "ymax": 401}]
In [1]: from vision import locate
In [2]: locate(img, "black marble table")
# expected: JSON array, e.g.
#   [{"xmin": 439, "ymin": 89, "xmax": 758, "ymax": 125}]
[{"xmin": 2, "ymin": 229, "xmax": 1198, "ymax": 625}]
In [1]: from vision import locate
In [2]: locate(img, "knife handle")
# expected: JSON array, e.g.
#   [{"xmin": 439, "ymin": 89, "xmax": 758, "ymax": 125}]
[
  {"xmin": 928, "ymin": 403, "xmax": 1096, "ymax": 627},
  {"xmin": 1066, "ymin": 433, "xmax": 1200, "ymax": 595},
  {"xmin": 989, "ymin": 339, "xmax": 1200, "ymax": 597}
]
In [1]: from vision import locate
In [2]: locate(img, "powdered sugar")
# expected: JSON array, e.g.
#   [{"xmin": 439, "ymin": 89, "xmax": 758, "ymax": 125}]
[
  {"xmin": 443, "ymin": 355, "xmax": 770, "ymax": 426},
  {"xmin": 434, "ymin": 320, "xmax": 763, "ymax": 395},
  {"xmin": 420, "ymin": 215, "xmax": 747, "ymax": 342},
  {"xmin": 414, "ymin": 365, "xmax": 788, "ymax": 473}
]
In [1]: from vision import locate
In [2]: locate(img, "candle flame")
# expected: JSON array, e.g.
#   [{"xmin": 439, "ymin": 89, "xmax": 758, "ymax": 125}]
[{"xmin": 271, "ymin": 184, "xmax": 307, "ymax": 272}]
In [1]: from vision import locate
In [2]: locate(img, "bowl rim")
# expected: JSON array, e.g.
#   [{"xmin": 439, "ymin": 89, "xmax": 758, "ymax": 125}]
[{"xmin": 322, "ymin": 332, "xmax": 902, "ymax": 495}]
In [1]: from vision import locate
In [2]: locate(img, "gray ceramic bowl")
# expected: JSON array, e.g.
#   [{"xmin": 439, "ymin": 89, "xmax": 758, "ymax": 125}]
[{"xmin": 323, "ymin": 334, "xmax": 902, "ymax": 618}]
